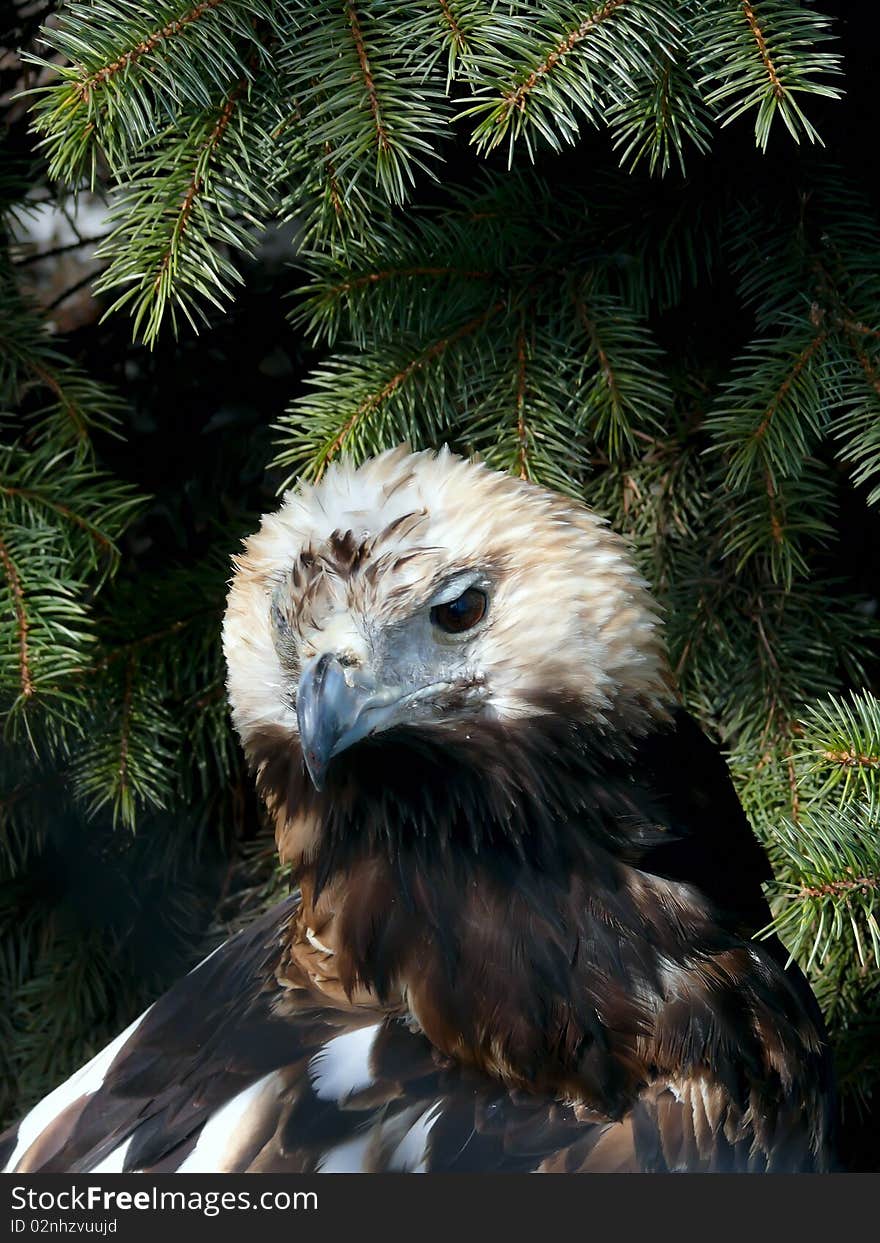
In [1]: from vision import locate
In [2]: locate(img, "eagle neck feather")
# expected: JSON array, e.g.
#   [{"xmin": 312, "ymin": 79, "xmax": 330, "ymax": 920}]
[{"xmin": 252, "ymin": 706, "xmax": 826, "ymax": 1127}]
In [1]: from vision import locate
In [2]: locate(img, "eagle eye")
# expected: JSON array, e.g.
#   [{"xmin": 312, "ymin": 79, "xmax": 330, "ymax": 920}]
[{"xmin": 430, "ymin": 587, "xmax": 487, "ymax": 635}]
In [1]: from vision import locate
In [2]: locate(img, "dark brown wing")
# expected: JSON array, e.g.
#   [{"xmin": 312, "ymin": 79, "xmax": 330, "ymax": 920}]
[
  {"xmin": 0, "ymin": 897, "xmax": 586, "ymax": 1174},
  {"xmin": 0, "ymin": 888, "xmax": 830, "ymax": 1174}
]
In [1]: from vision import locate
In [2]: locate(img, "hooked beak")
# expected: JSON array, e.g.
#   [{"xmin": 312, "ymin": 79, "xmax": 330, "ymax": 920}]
[
  {"xmin": 296, "ymin": 653, "xmax": 389, "ymax": 791},
  {"xmin": 296, "ymin": 655, "xmax": 467, "ymax": 790}
]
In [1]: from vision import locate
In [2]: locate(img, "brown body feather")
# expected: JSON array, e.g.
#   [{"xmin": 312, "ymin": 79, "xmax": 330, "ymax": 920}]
[{"xmin": 2, "ymin": 707, "xmax": 835, "ymax": 1173}]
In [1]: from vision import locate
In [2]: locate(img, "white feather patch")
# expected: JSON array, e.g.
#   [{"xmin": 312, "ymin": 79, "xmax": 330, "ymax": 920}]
[
  {"xmin": 4, "ymin": 1007, "xmax": 151, "ymax": 1174},
  {"xmin": 90, "ymin": 1136, "xmax": 133, "ymax": 1174},
  {"xmin": 316, "ymin": 1131, "xmax": 372, "ymax": 1173},
  {"xmin": 387, "ymin": 1102, "xmax": 442, "ymax": 1172},
  {"xmin": 175, "ymin": 1072, "xmax": 282, "ymax": 1173},
  {"xmin": 309, "ymin": 1025, "xmax": 378, "ymax": 1103}
]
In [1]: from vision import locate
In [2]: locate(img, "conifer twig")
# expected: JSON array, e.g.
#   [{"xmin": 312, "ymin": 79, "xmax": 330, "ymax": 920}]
[
  {"xmin": 329, "ymin": 266, "xmax": 489, "ymax": 295},
  {"xmin": 501, "ymin": 0, "xmax": 629, "ymax": 116},
  {"xmin": 437, "ymin": 0, "xmax": 466, "ymax": 50},
  {"xmin": 0, "ymin": 536, "xmax": 33, "ymax": 699},
  {"xmin": 75, "ymin": 0, "xmax": 227, "ymax": 101},
  {"xmin": 515, "ymin": 326, "xmax": 529, "ymax": 480},
  {"xmin": 0, "ymin": 487, "xmax": 116, "ymax": 558},
  {"xmin": 345, "ymin": 2, "xmax": 390, "ymax": 154},
  {"xmin": 151, "ymin": 79, "xmax": 245, "ymax": 293},
  {"xmin": 741, "ymin": 1, "xmax": 784, "ymax": 101},
  {"xmin": 317, "ymin": 300, "xmax": 506, "ymax": 474},
  {"xmin": 116, "ymin": 658, "xmax": 135, "ymax": 801},
  {"xmin": 752, "ymin": 328, "xmax": 827, "ymax": 445},
  {"xmin": 800, "ymin": 875, "xmax": 878, "ymax": 899}
]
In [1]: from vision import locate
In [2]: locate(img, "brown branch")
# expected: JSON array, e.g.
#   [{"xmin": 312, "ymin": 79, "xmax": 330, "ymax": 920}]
[
  {"xmin": 345, "ymin": 2, "xmax": 390, "ymax": 153},
  {"xmin": 786, "ymin": 749, "xmax": 800, "ymax": 823},
  {"xmin": 76, "ymin": 0, "xmax": 227, "ymax": 100},
  {"xmin": 322, "ymin": 143, "xmax": 344, "ymax": 221},
  {"xmin": 117, "ymin": 658, "xmax": 134, "ymax": 797},
  {"xmin": 847, "ymin": 332, "xmax": 880, "ymax": 400},
  {"xmin": 0, "ymin": 534, "xmax": 33, "ymax": 699},
  {"xmin": 501, "ymin": 0, "xmax": 628, "ymax": 114},
  {"xmin": 575, "ymin": 295, "xmax": 623, "ymax": 411},
  {"xmin": 0, "ymin": 777, "xmax": 50, "ymax": 817},
  {"xmin": 742, "ymin": 1, "xmax": 785, "ymax": 101},
  {"xmin": 192, "ymin": 683, "xmax": 225, "ymax": 711},
  {"xmin": 820, "ymin": 748, "xmax": 880, "ymax": 770},
  {"xmin": 94, "ymin": 610, "xmax": 219, "ymax": 670},
  {"xmin": 673, "ymin": 584, "xmax": 721, "ymax": 680},
  {"xmin": 753, "ymin": 605, "xmax": 780, "ymax": 676},
  {"xmin": 27, "ymin": 360, "xmax": 88, "ymax": 443},
  {"xmin": 46, "ymin": 269, "xmax": 104, "ymax": 313},
  {"xmin": 318, "ymin": 300, "xmax": 506, "ymax": 475},
  {"xmin": 800, "ymin": 874, "xmax": 879, "ymax": 899},
  {"xmin": 152, "ymin": 80, "xmax": 244, "ymax": 292},
  {"xmin": 515, "ymin": 327, "xmax": 529, "ymax": 480},
  {"xmin": 438, "ymin": 0, "xmax": 466, "ymax": 50},
  {"xmin": 752, "ymin": 328, "xmax": 827, "ymax": 443},
  {"xmin": 14, "ymin": 235, "xmax": 109, "ymax": 267},
  {"xmin": 0, "ymin": 486, "xmax": 115, "ymax": 557},
  {"xmin": 764, "ymin": 467, "xmax": 783, "ymax": 545},
  {"xmin": 840, "ymin": 317, "xmax": 880, "ymax": 343},
  {"xmin": 328, "ymin": 266, "xmax": 489, "ymax": 296}
]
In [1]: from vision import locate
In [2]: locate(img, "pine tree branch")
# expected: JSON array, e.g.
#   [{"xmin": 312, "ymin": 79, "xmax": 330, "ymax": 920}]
[
  {"xmin": 437, "ymin": 0, "xmax": 466, "ymax": 51},
  {"xmin": 501, "ymin": 0, "xmax": 629, "ymax": 117},
  {"xmin": 116, "ymin": 657, "xmax": 134, "ymax": 810},
  {"xmin": 741, "ymin": 1, "xmax": 785, "ymax": 102},
  {"xmin": 45, "ymin": 270, "xmax": 102, "ymax": 313},
  {"xmin": 696, "ymin": 0, "xmax": 842, "ymax": 150},
  {"xmin": 752, "ymin": 324, "xmax": 828, "ymax": 445},
  {"xmin": 0, "ymin": 535, "xmax": 34, "ymax": 700},
  {"xmin": 841, "ymin": 318, "xmax": 880, "ymax": 344},
  {"xmin": 821, "ymin": 749, "xmax": 880, "ymax": 770},
  {"xmin": 572, "ymin": 286, "xmax": 671, "ymax": 453},
  {"xmin": 13, "ymin": 237, "xmax": 110, "ymax": 268},
  {"xmin": 575, "ymin": 295, "xmax": 624, "ymax": 413},
  {"xmin": 787, "ymin": 747, "xmax": 801, "ymax": 823},
  {"xmin": 463, "ymin": 0, "xmax": 673, "ymax": 159},
  {"xmin": 849, "ymin": 334, "xmax": 880, "ymax": 401},
  {"xmin": 315, "ymin": 299, "xmax": 505, "ymax": 476},
  {"xmin": 322, "ymin": 143, "xmax": 344, "ymax": 222},
  {"xmin": 345, "ymin": 2, "xmax": 390, "ymax": 156},
  {"xmin": 150, "ymin": 79, "xmax": 246, "ymax": 296},
  {"xmin": 796, "ymin": 694, "xmax": 880, "ymax": 800},
  {"xmin": 327, "ymin": 266, "xmax": 490, "ymax": 295},
  {"xmin": 74, "ymin": 0, "xmax": 228, "ymax": 102},
  {"xmin": 94, "ymin": 610, "xmax": 219, "ymax": 669},
  {"xmin": 764, "ymin": 466, "xmax": 783, "ymax": 547},
  {"xmin": 514, "ymin": 325, "xmax": 529, "ymax": 481},
  {"xmin": 26, "ymin": 361, "xmax": 89, "ymax": 445},
  {"xmin": 800, "ymin": 875, "xmax": 878, "ymax": 899},
  {"xmin": 0, "ymin": 487, "xmax": 116, "ymax": 559}
]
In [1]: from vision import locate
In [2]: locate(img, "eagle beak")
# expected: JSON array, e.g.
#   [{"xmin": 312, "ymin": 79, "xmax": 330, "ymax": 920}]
[{"xmin": 296, "ymin": 653, "xmax": 381, "ymax": 791}]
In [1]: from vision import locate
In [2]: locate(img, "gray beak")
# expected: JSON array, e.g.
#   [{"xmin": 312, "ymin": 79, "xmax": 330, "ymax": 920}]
[{"xmin": 296, "ymin": 654, "xmax": 378, "ymax": 790}]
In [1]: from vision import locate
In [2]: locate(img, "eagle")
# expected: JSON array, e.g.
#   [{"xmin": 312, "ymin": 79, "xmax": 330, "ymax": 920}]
[{"xmin": 2, "ymin": 446, "xmax": 835, "ymax": 1173}]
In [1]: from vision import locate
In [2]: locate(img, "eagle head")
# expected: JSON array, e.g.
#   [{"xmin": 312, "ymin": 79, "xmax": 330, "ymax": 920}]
[{"xmin": 223, "ymin": 447, "xmax": 669, "ymax": 818}]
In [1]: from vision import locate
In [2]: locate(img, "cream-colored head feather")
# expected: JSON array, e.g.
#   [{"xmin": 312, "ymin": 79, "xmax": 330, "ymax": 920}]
[{"xmin": 223, "ymin": 446, "xmax": 670, "ymax": 770}]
